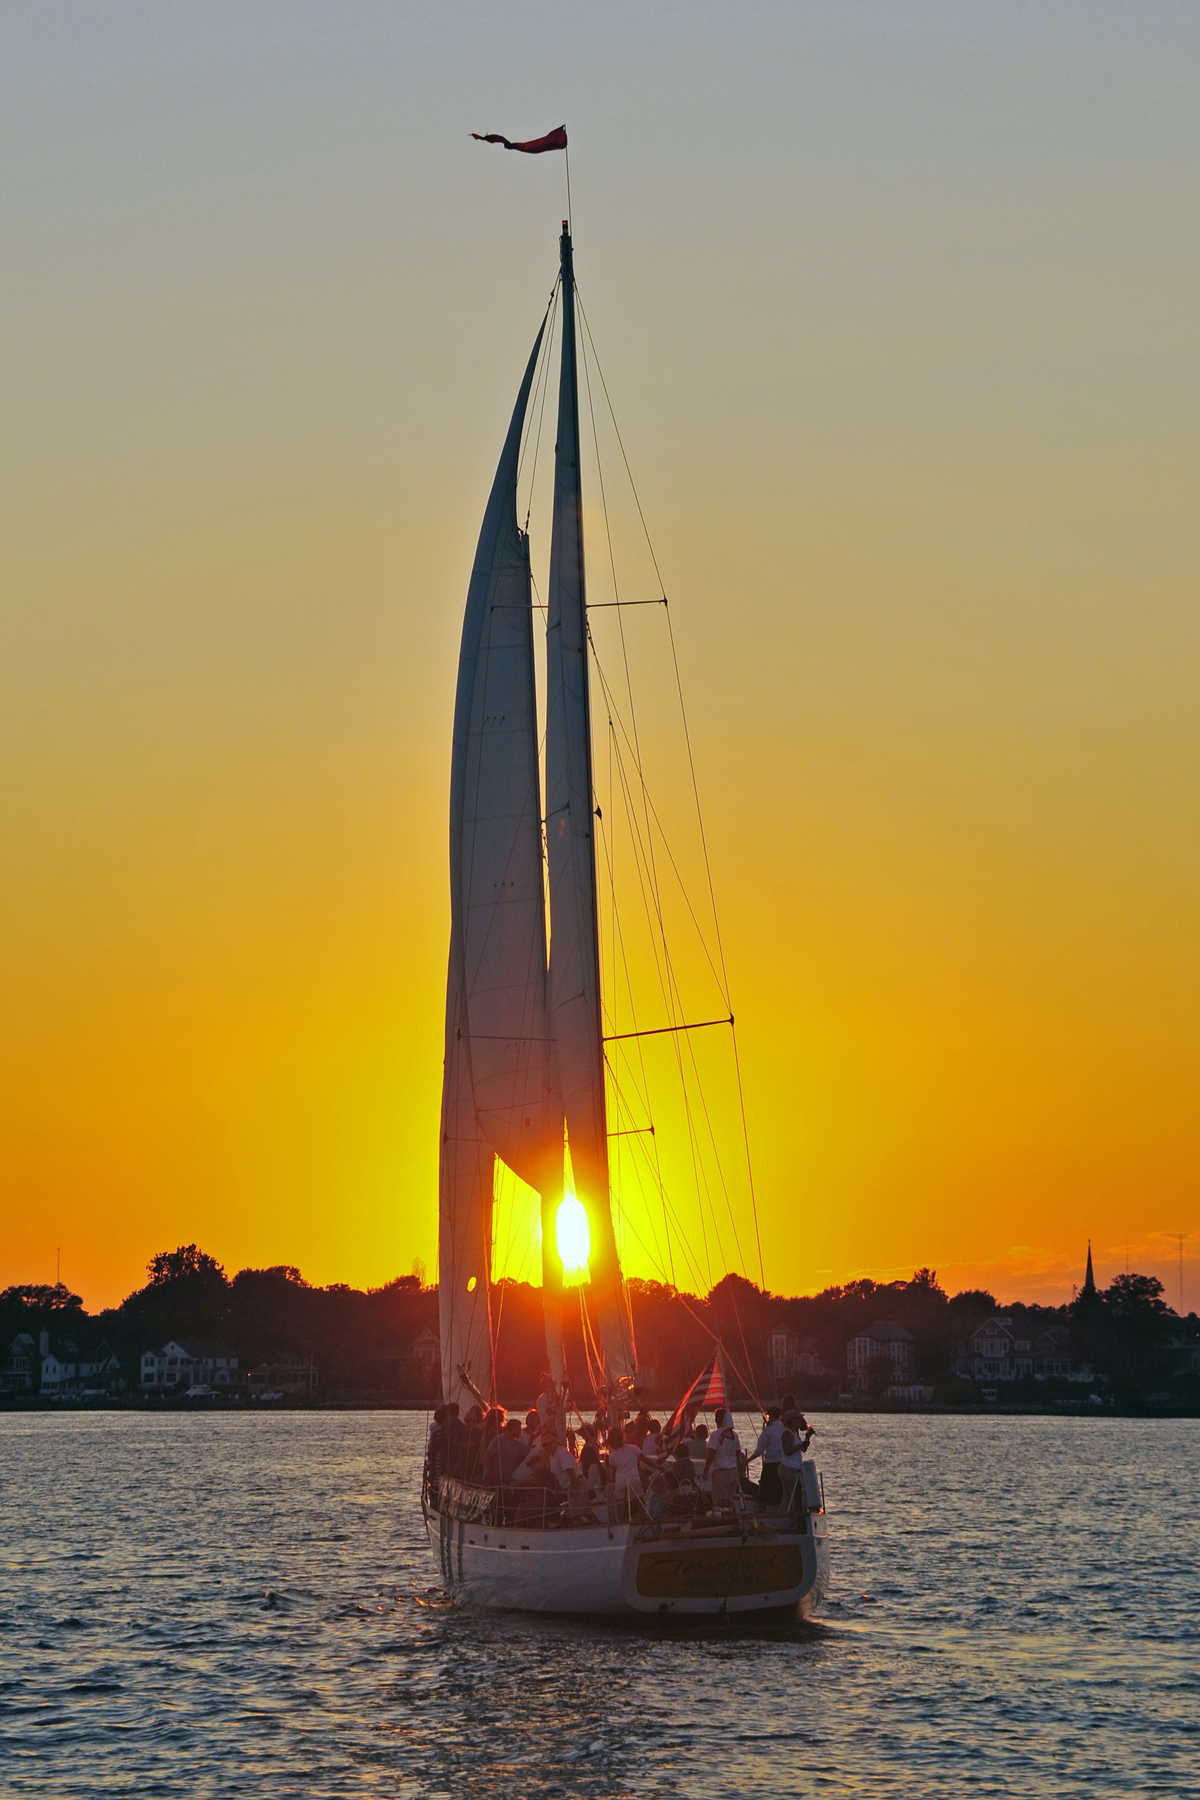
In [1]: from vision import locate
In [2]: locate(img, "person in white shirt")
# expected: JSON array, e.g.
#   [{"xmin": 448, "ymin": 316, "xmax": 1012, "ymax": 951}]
[
  {"xmin": 779, "ymin": 1410, "xmax": 815, "ymax": 1511},
  {"xmin": 550, "ymin": 1438, "xmax": 582, "ymax": 1490},
  {"xmin": 605, "ymin": 1427, "xmax": 644, "ymax": 1511},
  {"xmin": 685, "ymin": 1421, "xmax": 710, "ymax": 1472},
  {"xmin": 750, "ymin": 1406, "xmax": 785, "ymax": 1508},
  {"xmin": 637, "ymin": 1419, "xmax": 665, "ymax": 1487},
  {"xmin": 704, "ymin": 1406, "xmax": 742, "ymax": 1510}
]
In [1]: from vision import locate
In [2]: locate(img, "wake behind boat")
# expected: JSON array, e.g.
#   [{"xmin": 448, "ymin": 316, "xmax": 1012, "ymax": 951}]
[{"xmin": 423, "ymin": 216, "xmax": 830, "ymax": 1620}]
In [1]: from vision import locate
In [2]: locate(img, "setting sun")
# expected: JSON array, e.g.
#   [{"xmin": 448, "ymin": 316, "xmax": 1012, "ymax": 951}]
[{"xmin": 555, "ymin": 1196, "xmax": 590, "ymax": 1285}]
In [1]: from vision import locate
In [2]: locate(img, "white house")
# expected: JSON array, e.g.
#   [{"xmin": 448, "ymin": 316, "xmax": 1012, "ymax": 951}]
[
  {"xmin": 2, "ymin": 1330, "xmax": 123, "ymax": 1395},
  {"xmin": 961, "ymin": 1317, "xmax": 1091, "ymax": 1384},
  {"xmin": 141, "ymin": 1339, "xmax": 239, "ymax": 1390}
]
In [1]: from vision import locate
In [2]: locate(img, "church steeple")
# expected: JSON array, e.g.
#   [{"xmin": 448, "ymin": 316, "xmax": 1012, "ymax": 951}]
[{"xmin": 1082, "ymin": 1240, "xmax": 1096, "ymax": 1297}]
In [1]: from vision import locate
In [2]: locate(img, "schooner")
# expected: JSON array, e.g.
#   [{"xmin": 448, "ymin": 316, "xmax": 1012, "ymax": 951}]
[{"xmin": 425, "ymin": 218, "xmax": 830, "ymax": 1619}]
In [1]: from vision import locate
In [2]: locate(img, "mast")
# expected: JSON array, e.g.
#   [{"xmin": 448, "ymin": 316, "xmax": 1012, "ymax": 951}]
[{"xmin": 545, "ymin": 222, "xmax": 637, "ymax": 1389}]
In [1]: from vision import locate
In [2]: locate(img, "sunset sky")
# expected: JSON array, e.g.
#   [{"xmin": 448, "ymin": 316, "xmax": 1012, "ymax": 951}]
[{"xmin": 4, "ymin": 4, "xmax": 1198, "ymax": 1313}]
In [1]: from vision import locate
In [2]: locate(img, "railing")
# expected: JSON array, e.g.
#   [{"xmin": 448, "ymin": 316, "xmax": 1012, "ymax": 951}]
[{"xmin": 427, "ymin": 1469, "xmax": 812, "ymax": 1533}]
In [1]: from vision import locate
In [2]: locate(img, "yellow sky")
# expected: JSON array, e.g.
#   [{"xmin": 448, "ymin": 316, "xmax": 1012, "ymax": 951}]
[{"xmin": 3, "ymin": 5, "xmax": 1198, "ymax": 1311}]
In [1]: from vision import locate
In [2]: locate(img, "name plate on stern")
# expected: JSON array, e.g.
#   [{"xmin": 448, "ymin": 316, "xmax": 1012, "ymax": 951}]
[{"xmin": 634, "ymin": 1542, "xmax": 803, "ymax": 1602}]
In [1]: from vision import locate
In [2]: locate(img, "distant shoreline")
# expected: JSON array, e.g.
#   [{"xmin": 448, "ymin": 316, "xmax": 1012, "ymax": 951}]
[{"xmin": 2, "ymin": 1395, "xmax": 1196, "ymax": 1420}]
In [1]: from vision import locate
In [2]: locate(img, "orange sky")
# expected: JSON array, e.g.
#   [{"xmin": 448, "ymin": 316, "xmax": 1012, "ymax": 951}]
[{"xmin": 3, "ymin": 6, "xmax": 1198, "ymax": 1313}]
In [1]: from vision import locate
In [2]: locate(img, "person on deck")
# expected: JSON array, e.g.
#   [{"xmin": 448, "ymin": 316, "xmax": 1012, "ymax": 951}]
[
  {"xmin": 443, "ymin": 1403, "xmax": 468, "ymax": 1478},
  {"xmin": 511, "ymin": 1435, "xmax": 559, "ymax": 1518},
  {"xmin": 535, "ymin": 1373, "xmax": 558, "ymax": 1433},
  {"xmin": 704, "ymin": 1406, "xmax": 742, "ymax": 1510},
  {"xmin": 605, "ymin": 1426, "xmax": 644, "ymax": 1510},
  {"xmin": 518, "ymin": 1410, "xmax": 540, "ymax": 1450},
  {"xmin": 626, "ymin": 1410, "xmax": 652, "ymax": 1451},
  {"xmin": 637, "ymin": 1420, "xmax": 665, "ymax": 1487},
  {"xmin": 577, "ymin": 1421, "xmax": 604, "ymax": 1494},
  {"xmin": 483, "ymin": 1417, "xmax": 525, "ymax": 1487},
  {"xmin": 778, "ymin": 1417, "xmax": 811, "ymax": 1511},
  {"xmin": 751, "ymin": 1406, "xmax": 785, "ymax": 1508},
  {"xmin": 426, "ymin": 1406, "xmax": 448, "ymax": 1498},
  {"xmin": 550, "ymin": 1433, "xmax": 582, "ymax": 1490},
  {"xmin": 667, "ymin": 1443, "xmax": 700, "ymax": 1509},
  {"xmin": 783, "ymin": 1408, "xmax": 815, "ymax": 1454},
  {"xmin": 684, "ymin": 1419, "xmax": 708, "ymax": 1461},
  {"xmin": 513, "ymin": 1432, "xmax": 558, "ymax": 1490},
  {"xmin": 463, "ymin": 1404, "xmax": 486, "ymax": 1480}
]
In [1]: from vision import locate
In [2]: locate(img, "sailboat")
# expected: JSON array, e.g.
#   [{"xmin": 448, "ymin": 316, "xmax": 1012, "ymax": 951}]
[{"xmin": 424, "ymin": 219, "xmax": 830, "ymax": 1619}]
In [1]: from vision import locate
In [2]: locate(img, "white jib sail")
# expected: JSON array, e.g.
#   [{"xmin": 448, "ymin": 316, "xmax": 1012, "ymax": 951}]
[
  {"xmin": 439, "ymin": 322, "xmax": 554, "ymax": 1408},
  {"xmin": 545, "ymin": 227, "xmax": 637, "ymax": 1385}
]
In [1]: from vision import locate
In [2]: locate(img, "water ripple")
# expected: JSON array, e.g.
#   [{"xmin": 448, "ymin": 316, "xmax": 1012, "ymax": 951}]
[{"xmin": 0, "ymin": 1412, "xmax": 1196, "ymax": 1796}]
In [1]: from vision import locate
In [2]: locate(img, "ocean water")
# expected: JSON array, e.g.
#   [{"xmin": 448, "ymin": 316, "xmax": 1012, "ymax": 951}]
[{"xmin": 0, "ymin": 1411, "xmax": 1195, "ymax": 1798}]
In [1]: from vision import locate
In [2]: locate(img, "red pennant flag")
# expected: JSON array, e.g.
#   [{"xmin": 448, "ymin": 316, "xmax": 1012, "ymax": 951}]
[{"xmin": 471, "ymin": 125, "xmax": 568, "ymax": 155}]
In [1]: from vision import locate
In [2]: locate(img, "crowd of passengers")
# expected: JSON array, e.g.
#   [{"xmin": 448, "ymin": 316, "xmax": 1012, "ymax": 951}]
[{"xmin": 426, "ymin": 1374, "xmax": 815, "ymax": 1520}]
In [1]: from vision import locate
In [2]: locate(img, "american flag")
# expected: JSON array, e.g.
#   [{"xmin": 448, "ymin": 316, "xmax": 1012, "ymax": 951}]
[{"xmin": 663, "ymin": 1347, "xmax": 727, "ymax": 1445}]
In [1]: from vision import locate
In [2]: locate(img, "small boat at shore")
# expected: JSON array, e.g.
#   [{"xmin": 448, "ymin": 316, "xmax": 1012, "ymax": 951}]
[{"xmin": 423, "ymin": 216, "xmax": 830, "ymax": 1620}]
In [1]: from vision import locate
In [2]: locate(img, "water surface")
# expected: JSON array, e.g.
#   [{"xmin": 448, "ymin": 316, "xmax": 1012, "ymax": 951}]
[{"xmin": 1, "ymin": 1411, "xmax": 1195, "ymax": 1797}]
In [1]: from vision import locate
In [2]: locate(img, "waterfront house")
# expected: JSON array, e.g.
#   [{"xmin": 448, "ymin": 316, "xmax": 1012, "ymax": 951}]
[
  {"xmin": 962, "ymin": 1318, "xmax": 1091, "ymax": 1384},
  {"xmin": 768, "ymin": 1329, "xmax": 826, "ymax": 1390},
  {"xmin": 0, "ymin": 1333, "xmax": 40, "ymax": 1392},
  {"xmin": 247, "ymin": 1356, "xmax": 317, "ymax": 1396},
  {"xmin": 2, "ymin": 1330, "xmax": 124, "ymax": 1395},
  {"xmin": 141, "ymin": 1339, "xmax": 239, "ymax": 1391},
  {"xmin": 847, "ymin": 1321, "xmax": 916, "ymax": 1390},
  {"xmin": 411, "ymin": 1328, "xmax": 440, "ymax": 1377}
]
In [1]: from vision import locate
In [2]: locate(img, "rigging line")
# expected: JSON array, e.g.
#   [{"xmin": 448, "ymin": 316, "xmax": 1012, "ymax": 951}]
[
  {"xmin": 572, "ymin": 295, "xmax": 764, "ymax": 1295},
  {"xmin": 661, "ymin": 598, "xmax": 765, "ymax": 1290},
  {"xmin": 593, "ymin": 633, "xmax": 727, "ymax": 1294},
  {"xmin": 577, "ymin": 314, "xmax": 674, "ymax": 1066},
  {"xmin": 590, "ymin": 647, "xmax": 728, "ymax": 1003},
  {"xmin": 587, "ymin": 599, "xmax": 667, "ymax": 609},
  {"xmin": 516, "ymin": 281, "xmax": 559, "ymax": 493},
  {"xmin": 611, "ymin": 1203, "xmax": 762, "ymax": 1406},
  {"xmin": 604, "ymin": 1114, "xmax": 710, "ymax": 1310},
  {"xmin": 729, "ymin": 1026, "xmax": 766, "ymax": 1291},
  {"xmin": 677, "ymin": 1014, "xmax": 752, "ymax": 1280},
  {"xmin": 519, "ymin": 282, "xmax": 561, "ymax": 530},
  {"xmin": 602, "ymin": 703, "xmax": 722, "ymax": 1280},
  {"xmin": 574, "ymin": 287, "xmax": 666, "ymax": 593},
  {"xmin": 595, "ymin": 793, "xmax": 677, "ymax": 1287},
  {"xmin": 572, "ymin": 405, "xmax": 733, "ymax": 1027},
  {"xmin": 605, "ymin": 1068, "xmax": 711, "ymax": 1295},
  {"xmin": 591, "ymin": 653, "xmax": 689, "ymax": 1027},
  {"xmin": 604, "ymin": 1041, "xmax": 710, "ymax": 1302},
  {"xmin": 599, "ymin": 689, "xmax": 732, "ymax": 1281},
  {"xmin": 591, "ymin": 623, "xmax": 755, "ymax": 1290},
  {"xmin": 604, "ymin": 1017, "xmax": 732, "ymax": 1044}
]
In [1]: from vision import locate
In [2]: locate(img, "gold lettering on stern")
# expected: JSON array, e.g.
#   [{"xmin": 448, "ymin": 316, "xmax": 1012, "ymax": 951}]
[{"xmin": 635, "ymin": 1544, "xmax": 803, "ymax": 1600}]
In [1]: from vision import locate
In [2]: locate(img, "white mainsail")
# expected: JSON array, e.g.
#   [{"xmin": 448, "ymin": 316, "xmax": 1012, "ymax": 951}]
[
  {"xmin": 545, "ymin": 226, "xmax": 638, "ymax": 1385},
  {"xmin": 439, "ymin": 324, "xmax": 552, "ymax": 1407},
  {"xmin": 439, "ymin": 232, "xmax": 639, "ymax": 1409}
]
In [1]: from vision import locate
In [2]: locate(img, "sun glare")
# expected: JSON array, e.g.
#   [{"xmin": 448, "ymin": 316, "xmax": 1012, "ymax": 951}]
[{"xmin": 555, "ymin": 1195, "xmax": 591, "ymax": 1285}]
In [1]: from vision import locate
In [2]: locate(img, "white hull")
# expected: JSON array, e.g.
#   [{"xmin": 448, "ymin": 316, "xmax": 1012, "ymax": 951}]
[{"xmin": 426, "ymin": 1503, "xmax": 830, "ymax": 1620}]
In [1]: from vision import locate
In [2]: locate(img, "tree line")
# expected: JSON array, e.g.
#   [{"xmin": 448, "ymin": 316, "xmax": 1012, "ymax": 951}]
[{"xmin": 1, "ymin": 1248, "xmax": 1194, "ymax": 1409}]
